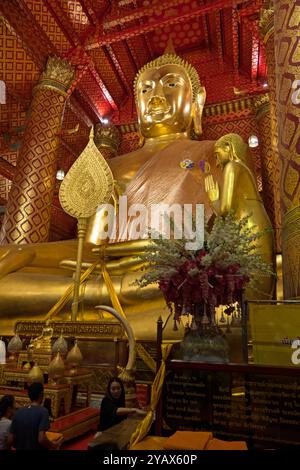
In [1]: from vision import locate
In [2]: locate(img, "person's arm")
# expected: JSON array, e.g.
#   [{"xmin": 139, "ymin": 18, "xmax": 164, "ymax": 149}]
[
  {"xmin": 38, "ymin": 431, "xmax": 63, "ymax": 450},
  {"xmin": 38, "ymin": 408, "xmax": 62, "ymax": 450},
  {"xmin": 116, "ymin": 407, "xmax": 146, "ymax": 416},
  {"xmin": 6, "ymin": 432, "xmax": 14, "ymax": 450},
  {"xmin": 219, "ymin": 162, "xmax": 240, "ymax": 215}
]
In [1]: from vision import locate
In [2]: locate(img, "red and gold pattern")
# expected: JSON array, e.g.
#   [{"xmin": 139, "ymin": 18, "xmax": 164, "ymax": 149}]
[
  {"xmin": 0, "ymin": 0, "xmax": 280, "ymax": 243},
  {"xmin": 259, "ymin": 4, "xmax": 282, "ymax": 252},
  {"xmin": 254, "ymin": 95, "xmax": 281, "ymax": 249},
  {"xmin": 274, "ymin": 0, "xmax": 300, "ymax": 298},
  {"xmin": 0, "ymin": 58, "xmax": 74, "ymax": 244}
]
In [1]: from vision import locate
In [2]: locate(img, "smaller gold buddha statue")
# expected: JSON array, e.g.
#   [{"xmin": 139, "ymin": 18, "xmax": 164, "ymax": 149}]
[{"xmin": 28, "ymin": 321, "xmax": 54, "ymax": 354}]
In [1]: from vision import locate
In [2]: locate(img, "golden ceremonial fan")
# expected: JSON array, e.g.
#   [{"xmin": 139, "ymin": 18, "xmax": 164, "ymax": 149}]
[{"xmin": 59, "ymin": 126, "xmax": 114, "ymax": 320}]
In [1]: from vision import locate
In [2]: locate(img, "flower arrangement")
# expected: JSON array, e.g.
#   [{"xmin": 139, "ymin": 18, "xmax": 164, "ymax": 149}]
[{"xmin": 136, "ymin": 211, "xmax": 274, "ymax": 329}]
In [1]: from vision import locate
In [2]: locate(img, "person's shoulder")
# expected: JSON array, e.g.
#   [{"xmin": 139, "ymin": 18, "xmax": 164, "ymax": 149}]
[
  {"xmin": 0, "ymin": 417, "xmax": 11, "ymax": 428},
  {"xmin": 38, "ymin": 406, "xmax": 49, "ymax": 415},
  {"xmin": 14, "ymin": 407, "xmax": 27, "ymax": 416},
  {"xmin": 28, "ymin": 405, "xmax": 49, "ymax": 416},
  {"xmin": 101, "ymin": 396, "xmax": 110, "ymax": 405},
  {"xmin": 101, "ymin": 396, "xmax": 116, "ymax": 409},
  {"xmin": 224, "ymin": 160, "xmax": 242, "ymax": 173}
]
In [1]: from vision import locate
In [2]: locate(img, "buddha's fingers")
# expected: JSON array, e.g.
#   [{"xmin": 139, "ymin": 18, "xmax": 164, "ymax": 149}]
[{"xmin": 0, "ymin": 248, "xmax": 36, "ymax": 280}]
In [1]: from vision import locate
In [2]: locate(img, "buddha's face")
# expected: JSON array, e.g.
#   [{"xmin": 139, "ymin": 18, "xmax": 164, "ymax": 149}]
[
  {"xmin": 136, "ymin": 64, "xmax": 193, "ymax": 138},
  {"xmin": 214, "ymin": 140, "xmax": 231, "ymax": 168}
]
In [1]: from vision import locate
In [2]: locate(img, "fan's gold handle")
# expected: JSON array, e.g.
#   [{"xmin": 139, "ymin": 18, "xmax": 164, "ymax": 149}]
[{"xmin": 71, "ymin": 217, "xmax": 88, "ymax": 321}]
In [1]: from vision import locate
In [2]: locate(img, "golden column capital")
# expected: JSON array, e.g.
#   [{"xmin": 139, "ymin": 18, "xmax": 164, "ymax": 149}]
[
  {"xmin": 259, "ymin": 3, "xmax": 274, "ymax": 43},
  {"xmin": 94, "ymin": 122, "xmax": 121, "ymax": 157},
  {"xmin": 35, "ymin": 56, "xmax": 75, "ymax": 96},
  {"xmin": 253, "ymin": 93, "xmax": 270, "ymax": 120}
]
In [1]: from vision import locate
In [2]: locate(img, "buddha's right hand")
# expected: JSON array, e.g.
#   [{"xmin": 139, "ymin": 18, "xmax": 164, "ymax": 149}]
[
  {"xmin": 0, "ymin": 246, "xmax": 36, "ymax": 280},
  {"xmin": 205, "ymin": 174, "xmax": 219, "ymax": 202},
  {"xmin": 60, "ymin": 254, "xmax": 147, "ymax": 275},
  {"xmin": 60, "ymin": 239, "xmax": 152, "ymax": 274},
  {"xmin": 133, "ymin": 408, "xmax": 147, "ymax": 416}
]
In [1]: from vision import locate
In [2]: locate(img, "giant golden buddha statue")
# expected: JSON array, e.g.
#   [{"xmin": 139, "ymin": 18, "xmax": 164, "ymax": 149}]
[{"xmin": 0, "ymin": 52, "xmax": 274, "ymax": 339}]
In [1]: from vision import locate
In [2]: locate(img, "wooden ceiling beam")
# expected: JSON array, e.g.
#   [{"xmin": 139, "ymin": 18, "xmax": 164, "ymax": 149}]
[
  {"xmin": 104, "ymin": 0, "xmax": 213, "ymax": 30},
  {"xmin": 86, "ymin": 0, "xmax": 250, "ymax": 49},
  {"xmin": 0, "ymin": 157, "xmax": 15, "ymax": 181},
  {"xmin": 43, "ymin": 1, "xmax": 119, "ymax": 113},
  {"xmin": 78, "ymin": 0, "xmax": 109, "ymax": 25},
  {"xmin": 44, "ymin": 0, "xmax": 79, "ymax": 46},
  {"xmin": 106, "ymin": 45, "xmax": 132, "ymax": 92},
  {"xmin": 214, "ymin": 10, "xmax": 224, "ymax": 69},
  {"xmin": 1, "ymin": 0, "xmax": 107, "ymax": 124},
  {"xmin": 232, "ymin": 7, "xmax": 239, "ymax": 75},
  {"xmin": 0, "ymin": 0, "xmax": 56, "ymax": 68},
  {"xmin": 77, "ymin": 0, "xmax": 97, "ymax": 26}
]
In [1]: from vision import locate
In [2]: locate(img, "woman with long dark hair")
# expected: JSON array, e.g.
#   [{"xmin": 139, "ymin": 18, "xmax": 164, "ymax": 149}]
[
  {"xmin": 0, "ymin": 395, "xmax": 15, "ymax": 450},
  {"xmin": 96, "ymin": 377, "xmax": 145, "ymax": 435}
]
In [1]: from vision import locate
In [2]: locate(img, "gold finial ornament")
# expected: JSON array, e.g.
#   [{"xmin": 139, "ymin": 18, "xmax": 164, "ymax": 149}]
[
  {"xmin": 49, "ymin": 352, "xmax": 65, "ymax": 384},
  {"xmin": 66, "ymin": 340, "xmax": 83, "ymax": 375},
  {"xmin": 28, "ymin": 363, "xmax": 44, "ymax": 384},
  {"xmin": 164, "ymin": 36, "xmax": 176, "ymax": 55},
  {"xmin": 52, "ymin": 333, "xmax": 68, "ymax": 356},
  {"xmin": 7, "ymin": 333, "xmax": 22, "ymax": 362},
  {"xmin": 7, "ymin": 334, "xmax": 22, "ymax": 353},
  {"xmin": 134, "ymin": 53, "xmax": 201, "ymax": 103}
]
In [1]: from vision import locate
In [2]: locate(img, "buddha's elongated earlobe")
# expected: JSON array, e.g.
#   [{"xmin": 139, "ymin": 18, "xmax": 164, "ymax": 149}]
[{"xmin": 192, "ymin": 87, "xmax": 206, "ymax": 136}]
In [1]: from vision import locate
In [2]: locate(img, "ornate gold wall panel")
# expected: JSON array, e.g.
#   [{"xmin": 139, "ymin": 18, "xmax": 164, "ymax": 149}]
[
  {"xmin": 254, "ymin": 96, "xmax": 281, "ymax": 251},
  {"xmin": 274, "ymin": 1, "xmax": 300, "ymax": 298},
  {"xmin": 282, "ymin": 206, "xmax": 300, "ymax": 299},
  {"xmin": 260, "ymin": 4, "xmax": 282, "ymax": 252}
]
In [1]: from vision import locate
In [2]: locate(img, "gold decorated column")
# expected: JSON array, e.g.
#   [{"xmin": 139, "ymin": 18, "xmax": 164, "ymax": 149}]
[
  {"xmin": 274, "ymin": 0, "xmax": 300, "ymax": 299},
  {"xmin": 0, "ymin": 57, "xmax": 75, "ymax": 244},
  {"xmin": 259, "ymin": 2, "xmax": 282, "ymax": 252},
  {"xmin": 254, "ymin": 94, "xmax": 281, "ymax": 249}
]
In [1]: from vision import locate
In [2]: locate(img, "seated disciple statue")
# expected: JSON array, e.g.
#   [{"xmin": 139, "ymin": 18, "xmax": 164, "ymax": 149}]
[
  {"xmin": 0, "ymin": 53, "xmax": 274, "ymax": 339},
  {"xmin": 205, "ymin": 133, "xmax": 275, "ymax": 298}
]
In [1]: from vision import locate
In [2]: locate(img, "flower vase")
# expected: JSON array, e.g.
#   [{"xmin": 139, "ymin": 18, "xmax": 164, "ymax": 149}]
[{"xmin": 177, "ymin": 303, "xmax": 229, "ymax": 363}]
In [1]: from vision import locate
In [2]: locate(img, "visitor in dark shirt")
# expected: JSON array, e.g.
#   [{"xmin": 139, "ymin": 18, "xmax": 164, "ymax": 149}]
[
  {"xmin": 95, "ymin": 377, "xmax": 145, "ymax": 437},
  {"xmin": 0, "ymin": 395, "xmax": 15, "ymax": 450},
  {"xmin": 7, "ymin": 382, "xmax": 63, "ymax": 450}
]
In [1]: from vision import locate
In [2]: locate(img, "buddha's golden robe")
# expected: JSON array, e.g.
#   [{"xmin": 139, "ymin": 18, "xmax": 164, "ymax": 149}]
[
  {"xmin": 108, "ymin": 139, "xmax": 218, "ymax": 242},
  {"xmin": 0, "ymin": 139, "xmax": 219, "ymax": 339}
]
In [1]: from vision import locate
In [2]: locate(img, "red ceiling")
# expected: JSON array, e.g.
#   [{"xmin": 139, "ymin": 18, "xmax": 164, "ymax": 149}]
[
  {"xmin": 0, "ymin": 0, "xmax": 268, "ymax": 237},
  {"xmin": 0, "ymin": 0, "xmax": 266, "ymax": 128}
]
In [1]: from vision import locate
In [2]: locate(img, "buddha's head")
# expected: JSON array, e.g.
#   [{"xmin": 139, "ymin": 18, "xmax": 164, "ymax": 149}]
[
  {"xmin": 134, "ymin": 53, "xmax": 206, "ymax": 139},
  {"xmin": 214, "ymin": 133, "xmax": 251, "ymax": 168}
]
